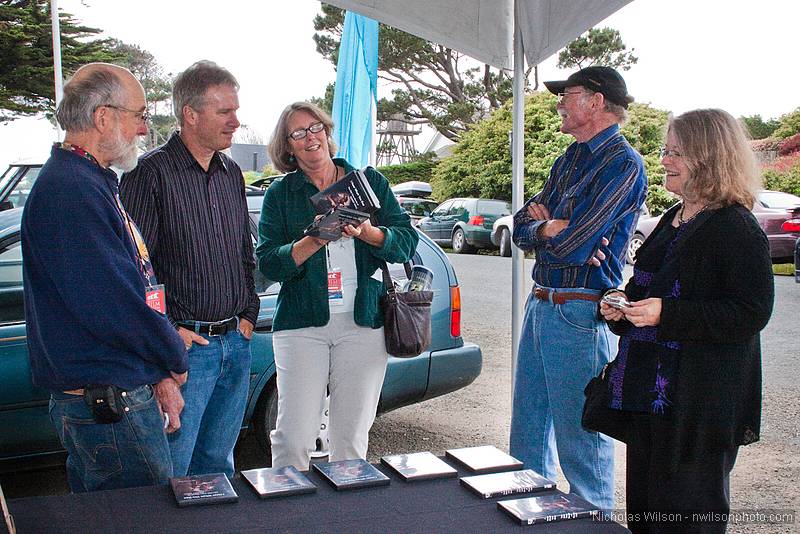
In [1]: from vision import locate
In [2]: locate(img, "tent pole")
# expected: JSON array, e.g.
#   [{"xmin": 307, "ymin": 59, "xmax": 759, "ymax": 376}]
[
  {"xmin": 510, "ymin": 0, "xmax": 526, "ymax": 388},
  {"xmin": 51, "ymin": 0, "xmax": 64, "ymax": 140}
]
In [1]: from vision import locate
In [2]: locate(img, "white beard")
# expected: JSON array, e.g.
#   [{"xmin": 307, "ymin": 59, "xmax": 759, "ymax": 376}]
[{"xmin": 106, "ymin": 126, "xmax": 140, "ymax": 172}]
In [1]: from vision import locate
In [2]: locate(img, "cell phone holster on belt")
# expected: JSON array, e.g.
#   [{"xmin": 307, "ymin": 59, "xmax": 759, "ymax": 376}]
[{"xmin": 83, "ymin": 385, "xmax": 122, "ymax": 424}]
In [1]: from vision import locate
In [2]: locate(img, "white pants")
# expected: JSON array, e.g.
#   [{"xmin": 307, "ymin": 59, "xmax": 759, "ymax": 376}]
[{"xmin": 270, "ymin": 313, "xmax": 389, "ymax": 470}]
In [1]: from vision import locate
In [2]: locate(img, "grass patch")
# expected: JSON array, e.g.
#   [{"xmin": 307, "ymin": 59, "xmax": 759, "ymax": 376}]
[{"xmin": 773, "ymin": 263, "xmax": 795, "ymax": 276}]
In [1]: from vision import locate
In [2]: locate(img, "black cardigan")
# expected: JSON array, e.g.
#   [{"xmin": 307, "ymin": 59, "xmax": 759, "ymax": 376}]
[{"xmin": 609, "ymin": 202, "xmax": 774, "ymax": 464}]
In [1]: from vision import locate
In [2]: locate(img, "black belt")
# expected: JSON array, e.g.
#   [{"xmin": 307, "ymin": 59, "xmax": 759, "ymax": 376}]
[{"xmin": 179, "ymin": 316, "xmax": 238, "ymax": 336}]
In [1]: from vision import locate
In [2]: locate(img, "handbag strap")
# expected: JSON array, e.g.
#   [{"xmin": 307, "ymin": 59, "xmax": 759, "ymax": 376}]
[{"xmin": 380, "ymin": 260, "xmax": 413, "ymax": 301}]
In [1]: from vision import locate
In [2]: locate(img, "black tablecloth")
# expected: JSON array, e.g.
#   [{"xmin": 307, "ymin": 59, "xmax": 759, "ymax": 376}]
[{"xmin": 9, "ymin": 462, "xmax": 629, "ymax": 533}]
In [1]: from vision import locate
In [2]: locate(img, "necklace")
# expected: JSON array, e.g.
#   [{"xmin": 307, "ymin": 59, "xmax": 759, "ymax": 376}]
[{"xmin": 678, "ymin": 202, "xmax": 708, "ymax": 225}]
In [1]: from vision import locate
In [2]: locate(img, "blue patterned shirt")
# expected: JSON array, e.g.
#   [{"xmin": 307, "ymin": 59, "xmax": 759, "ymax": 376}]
[{"xmin": 513, "ymin": 124, "xmax": 647, "ymax": 289}]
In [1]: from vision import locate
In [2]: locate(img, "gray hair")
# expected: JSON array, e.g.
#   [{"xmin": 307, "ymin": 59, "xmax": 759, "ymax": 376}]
[
  {"xmin": 268, "ymin": 102, "xmax": 337, "ymax": 173},
  {"xmin": 604, "ymin": 100, "xmax": 629, "ymax": 124},
  {"xmin": 172, "ymin": 60, "xmax": 239, "ymax": 126},
  {"xmin": 55, "ymin": 69, "xmax": 125, "ymax": 132}
]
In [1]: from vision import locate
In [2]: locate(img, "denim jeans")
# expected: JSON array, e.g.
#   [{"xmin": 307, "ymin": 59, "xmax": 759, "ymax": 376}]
[
  {"xmin": 168, "ymin": 329, "xmax": 251, "ymax": 477},
  {"xmin": 510, "ymin": 287, "xmax": 616, "ymax": 510},
  {"xmin": 49, "ymin": 384, "xmax": 172, "ymax": 493}
]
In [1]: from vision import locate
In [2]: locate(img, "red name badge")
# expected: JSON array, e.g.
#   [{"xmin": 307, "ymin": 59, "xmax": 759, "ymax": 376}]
[{"xmin": 145, "ymin": 284, "xmax": 167, "ymax": 314}]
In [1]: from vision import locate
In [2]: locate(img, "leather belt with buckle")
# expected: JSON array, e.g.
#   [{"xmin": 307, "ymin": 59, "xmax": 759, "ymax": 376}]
[
  {"xmin": 179, "ymin": 316, "xmax": 239, "ymax": 336},
  {"xmin": 533, "ymin": 287, "xmax": 601, "ymax": 305}
]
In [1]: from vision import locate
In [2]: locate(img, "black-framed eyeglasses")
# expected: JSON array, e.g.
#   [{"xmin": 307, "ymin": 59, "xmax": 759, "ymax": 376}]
[
  {"xmin": 287, "ymin": 122, "xmax": 325, "ymax": 141},
  {"xmin": 556, "ymin": 91, "xmax": 587, "ymax": 103},
  {"xmin": 659, "ymin": 146, "xmax": 683, "ymax": 158},
  {"xmin": 103, "ymin": 104, "xmax": 151, "ymax": 123}
]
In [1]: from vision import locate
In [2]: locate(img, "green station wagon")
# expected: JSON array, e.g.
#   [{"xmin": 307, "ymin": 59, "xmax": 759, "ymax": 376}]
[{"xmin": 418, "ymin": 198, "xmax": 511, "ymax": 254}]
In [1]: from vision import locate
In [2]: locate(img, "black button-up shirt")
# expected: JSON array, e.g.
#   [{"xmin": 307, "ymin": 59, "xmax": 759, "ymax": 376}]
[{"xmin": 120, "ymin": 132, "xmax": 259, "ymax": 325}]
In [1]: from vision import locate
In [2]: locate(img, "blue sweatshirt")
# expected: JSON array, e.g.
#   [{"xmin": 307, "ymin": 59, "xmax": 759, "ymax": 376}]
[{"xmin": 21, "ymin": 147, "xmax": 187, "ymax": 392}]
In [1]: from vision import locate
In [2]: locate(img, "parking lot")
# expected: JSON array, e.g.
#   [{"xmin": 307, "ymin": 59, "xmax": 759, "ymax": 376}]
[{"xmin": 3, "ymin": 254, "xmax": 799, "ymax": 533}]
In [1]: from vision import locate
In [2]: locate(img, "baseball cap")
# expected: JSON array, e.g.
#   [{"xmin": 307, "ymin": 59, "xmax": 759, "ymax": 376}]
[{"xmin": 544, "ymin": 66, "xmax": 634, "ymax": 109}]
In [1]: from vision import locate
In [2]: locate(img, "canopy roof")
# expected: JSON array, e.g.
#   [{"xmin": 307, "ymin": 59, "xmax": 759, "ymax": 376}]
[{"xmin": 324, "ymin": 0, "xmax": 632, "ymax": 70}]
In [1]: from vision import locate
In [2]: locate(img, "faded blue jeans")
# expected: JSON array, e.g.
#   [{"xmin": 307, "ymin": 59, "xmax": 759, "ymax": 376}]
[
  {"xmin": 49, "ymin": 384, "xmax": 172, "ymax": 493},
  {"xmin": 510, "ymin": 286, "xmax": 616, "ymax": 511},
  {"xmin": 168, "ymin": 329, "xmax": 251, "ymax": 477}
]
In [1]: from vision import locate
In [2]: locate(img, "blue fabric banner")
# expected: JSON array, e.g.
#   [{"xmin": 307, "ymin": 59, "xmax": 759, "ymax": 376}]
[{"xmin": 332, "ymin": 12, "xmax": 379, "ymax": 168}]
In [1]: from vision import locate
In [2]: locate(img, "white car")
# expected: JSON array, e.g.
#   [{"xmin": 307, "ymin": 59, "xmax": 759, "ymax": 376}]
[{"xmin": 490, "ymin": 214, "xmax": 514, "ymax": 257}]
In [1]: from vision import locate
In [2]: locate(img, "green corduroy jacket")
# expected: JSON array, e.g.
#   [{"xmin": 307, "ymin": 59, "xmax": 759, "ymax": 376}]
[{"xmin": 256, "ymin": 159, "xmax": 418, "ymax": 332}]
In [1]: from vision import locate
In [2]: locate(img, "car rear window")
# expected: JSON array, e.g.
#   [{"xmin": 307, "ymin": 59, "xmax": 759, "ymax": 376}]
[
  {"xmin": 759, "ymin": 191, "xmax": 800, "ymax": 210},
  {"xmin": 478, "ymin": 200, "xmax": 511, "ymax": 216}
]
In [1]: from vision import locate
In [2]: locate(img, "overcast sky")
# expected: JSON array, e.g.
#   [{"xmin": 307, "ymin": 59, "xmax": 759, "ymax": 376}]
[{"xmin": 2, "ymin": 0, "xmax": 798, "ymax": 168}]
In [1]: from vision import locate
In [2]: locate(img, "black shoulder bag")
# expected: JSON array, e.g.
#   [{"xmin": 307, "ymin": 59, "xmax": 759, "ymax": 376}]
[{"xmin": 379, "ymin": 261, "xmax": 433, "ymax": 358}]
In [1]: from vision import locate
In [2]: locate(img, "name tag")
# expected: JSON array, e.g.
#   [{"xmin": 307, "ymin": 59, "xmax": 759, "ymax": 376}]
[
  {"xmin": 145, "ymin": 284, "xmax": 167, "ymax": 314},
  {"xmin": 328, "ymin": 270, "xmax": 344, "ymax": 306}
]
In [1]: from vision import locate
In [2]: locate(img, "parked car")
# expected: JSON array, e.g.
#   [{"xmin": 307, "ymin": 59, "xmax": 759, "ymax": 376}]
[
  {"xmin": 782, "ymin": 218, "xmax": 800, "ymax": 282},
  {"xmin": 490, "ymin": 214, "xmax": 514, "ymax": 257},
  {"xmin": 391, "ymin": 182, "xmax": 437, "ymax": 226},
  {"xmin": 0, "ymin": 161, "xmax": 482, "ymax": 465},
  {"xmin": 395, "ymin": 195, "xmax": 438, "ymax": 226},
  {"xmin": 628, "ymin": 191, "xmax": 800, "ymax": 265},
  {"xmin": 418, "ymin": 198, "xmax": 511, "ymax": 254}
]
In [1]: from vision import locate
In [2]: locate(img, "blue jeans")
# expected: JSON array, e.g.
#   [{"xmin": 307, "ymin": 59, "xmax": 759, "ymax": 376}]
[
  {"xmin": 49, "ymin": 384, "xmax": 172, "ymax": 493},
  {"xmin": 510, "ymin": 287, "xmax": 616, "ymax": 510},
  {"xmin": 168, "ymin": 329, "xmax": 251, "ymax": 477}
]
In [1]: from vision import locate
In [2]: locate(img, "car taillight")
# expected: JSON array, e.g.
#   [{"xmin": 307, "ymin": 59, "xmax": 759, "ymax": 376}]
[
  {"xmin": 468, "ymin": 215, "xmax": 484, "ymax": 226},
  {"xmin": 782, "ymin": 219, "xmax": 800, "ymax": 232},
  {"xmin": 450, "ymin": 285, "xmax": 461, "ymax": 338}
]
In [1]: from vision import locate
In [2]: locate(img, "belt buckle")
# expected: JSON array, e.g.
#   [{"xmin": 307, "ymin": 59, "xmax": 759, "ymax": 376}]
[{"xmin": 207, "ymin": 321, "xmax": 224, "ymax": 336}]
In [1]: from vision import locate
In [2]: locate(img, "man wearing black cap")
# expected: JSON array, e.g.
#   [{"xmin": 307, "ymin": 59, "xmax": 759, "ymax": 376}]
[{"xmin": 509, "ymin": 66, "xmax": 647, "ymax": 511}]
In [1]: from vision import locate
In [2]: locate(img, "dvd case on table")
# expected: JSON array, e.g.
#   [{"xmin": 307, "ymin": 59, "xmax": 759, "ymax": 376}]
[
  {"xmin": 241, "ymin": 465, "xmax": 317, "ymax": 498},
  {"xmin": 380, "ymin": 451, "xmax": 458, "ymax": 481},
  {"xmin": 497, "ymin": 492, "xmax": 600, "ymax": 525},
  {"xmin": 460, "ymin": 469, "xmax": 556, "ymax": 499},
  {"xmin": 312, "ymin": 459, "xmax": 390, "ymax": 491},
  {"xmin": 169, "ymin": 473, "xmax": 238, "ymax": 507},
  {"xmin": 444, "ymin": 445, "xmax": 523, "ymax": 474}
]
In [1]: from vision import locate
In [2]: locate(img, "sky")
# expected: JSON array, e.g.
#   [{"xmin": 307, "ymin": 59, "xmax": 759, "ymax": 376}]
[{"xmin": 1, "ymin": 0, "xmax": 799, "ymax": 169}]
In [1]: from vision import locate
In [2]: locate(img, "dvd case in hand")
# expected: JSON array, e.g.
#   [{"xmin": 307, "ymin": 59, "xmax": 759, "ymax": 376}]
[
  {"xmin": 380, "ymin": 451, "xmax": 458, "ymax": 481},
  {"xmin": 241, "ymin": 465, "xmax": 317, "ymax": 498},
  {"xmin": 444, "ymin": 445, "xmax": 523, "ymax": 473},
  {"xmin": 312, "ymin": 459, "xmax": 390, "ymax": 491},
  {"xmin": 497, "ymin": 492, "xmax": 600, "ymax": 525},
  {"xmin": 169, "ymin": 473, "xmax": 238, "ymax": 507},
  {"xmin": 304, "ymin": 169, "xmax": 381, "ymax": 241},
  {"xmin": 460, "ymin": 469, "xmax": 556, "ymax": 499}
]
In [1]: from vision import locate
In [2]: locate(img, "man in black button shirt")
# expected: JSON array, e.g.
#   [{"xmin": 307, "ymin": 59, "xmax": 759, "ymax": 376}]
[{"xmin": 120, "ymin": 60, "xmax": 258, "ymax": 477}]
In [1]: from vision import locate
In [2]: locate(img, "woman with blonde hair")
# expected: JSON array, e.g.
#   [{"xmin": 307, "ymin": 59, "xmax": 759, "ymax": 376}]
[
  {"xmin": 256, "ymin": 102, "xmax": 417, "ymax": 470},
  {"xmin": 599, "ymin": 109, "xmax": 774, "ymax": 533}
]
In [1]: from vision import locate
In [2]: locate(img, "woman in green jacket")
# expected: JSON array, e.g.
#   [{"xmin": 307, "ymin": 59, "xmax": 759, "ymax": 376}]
[{"xmin": 256, "ymin": 102, "xmax": 418, "ymax": 470}]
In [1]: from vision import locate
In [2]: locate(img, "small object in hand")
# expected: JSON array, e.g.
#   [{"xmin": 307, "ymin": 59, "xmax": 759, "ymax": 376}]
[{"xmin": 601, "ymin": 294, "xmax": 631, "ymax": 310}]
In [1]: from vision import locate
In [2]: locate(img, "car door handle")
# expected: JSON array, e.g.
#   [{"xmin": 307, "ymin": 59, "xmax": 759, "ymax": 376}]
[{"xmin": 254, "ymin": 318, "xmax": 273, "ymax": 333}]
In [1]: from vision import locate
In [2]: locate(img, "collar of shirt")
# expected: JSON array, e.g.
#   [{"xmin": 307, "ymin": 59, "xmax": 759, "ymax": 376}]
[
  {"xmin": 287, "ymin": 157, "xmax": 354, "ymax": 192},
  {"xmin": 166, "ymin": 131, "xmax": 229, "ymax": 175},
  {"xmin": 579, "ymin": 123, "xmax": 621, "ymax": 155},
  {"xmin": 54, "ymin": 142, "xmax": 101, "ymax": 167}
]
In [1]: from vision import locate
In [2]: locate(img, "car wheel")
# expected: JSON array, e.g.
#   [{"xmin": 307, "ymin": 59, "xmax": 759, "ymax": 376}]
[
  {"xmin": 451, "ymin": 228, "xmax": 475, "ymax": 254},
  {"xmin": 252, "ymin": 379, "xmax": 330, "ymax": 462},
  {"xmin": 499, "ymin": 227, "xmax": 512, "ymax": 257},
  {"xmin": 627, "ymin": 232, "xmax": 645, "ymax": 264}
]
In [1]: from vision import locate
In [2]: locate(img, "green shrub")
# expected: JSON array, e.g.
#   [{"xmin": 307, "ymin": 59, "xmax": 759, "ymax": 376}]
[
  {"xmin": 774, "ymin": 107, "xmax": 800, "ymax": 139},
  {"xmin": 376, "ymin": 158, "xmax": 438, "ymax": 186}
]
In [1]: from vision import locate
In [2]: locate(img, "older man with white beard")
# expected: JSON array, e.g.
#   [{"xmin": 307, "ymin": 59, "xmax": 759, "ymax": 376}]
[{"xmin": 21, "ymin": 63, "xmax": 188, "ymax": 493}]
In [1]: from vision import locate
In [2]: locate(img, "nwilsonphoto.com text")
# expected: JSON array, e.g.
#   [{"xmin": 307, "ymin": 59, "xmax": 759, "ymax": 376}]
[{"xmin": 597, "ymin": 509, "xmax": 796, "ymax": 525}]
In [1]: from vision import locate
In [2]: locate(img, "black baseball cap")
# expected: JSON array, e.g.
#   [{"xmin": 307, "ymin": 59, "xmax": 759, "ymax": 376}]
[{"xmin": 544, "ymin": 66, "xmax": 634, "ymax": 109}]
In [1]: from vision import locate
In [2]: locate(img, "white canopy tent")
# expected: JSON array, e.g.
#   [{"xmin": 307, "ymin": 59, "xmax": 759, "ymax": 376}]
[{"xmin": 324, "ymin": 0, "xmax": 632, "ymax": 374}]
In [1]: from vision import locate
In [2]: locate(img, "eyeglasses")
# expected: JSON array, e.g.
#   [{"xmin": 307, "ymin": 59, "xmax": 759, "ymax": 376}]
[
  {"xmin": 287, "ymin": 121, "xmax": 325, "ymax": 141},
  {"xmin": 103, "ymin": 104, "xmax": 151, "ymax": 123},
  {"xmin": 659, "ymin": 146, "xmax": 684, "ymax": 158},
  {"xmin": 556, "ymin": 91, "xmax": 587, "ymax": 103}
]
